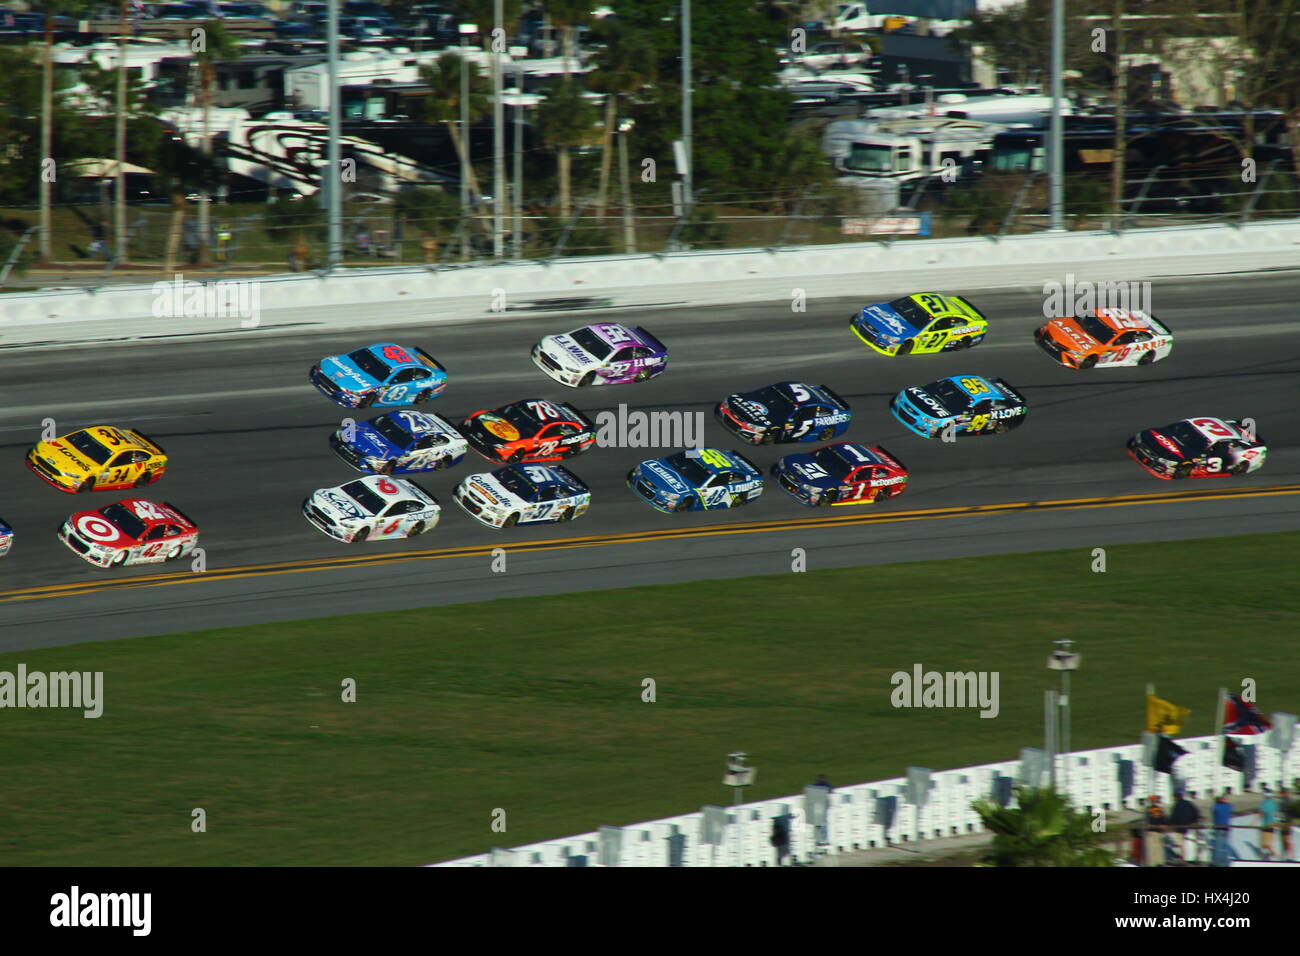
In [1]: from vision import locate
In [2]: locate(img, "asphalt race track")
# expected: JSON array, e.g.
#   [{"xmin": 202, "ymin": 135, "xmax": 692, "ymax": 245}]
[{"xmin": 2, "ymin": 270, "xmax": 1298, "ymax": 650}]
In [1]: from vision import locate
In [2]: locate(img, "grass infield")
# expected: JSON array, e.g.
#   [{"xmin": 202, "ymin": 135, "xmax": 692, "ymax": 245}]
[{"xmin": 1, "ymin": 530, "xmax": 1297, "ymax": 865}]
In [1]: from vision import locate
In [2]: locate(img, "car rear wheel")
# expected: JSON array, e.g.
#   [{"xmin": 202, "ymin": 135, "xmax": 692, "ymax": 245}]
[
  {"xmin": 110, "ymin": 549, "xmax": 128, "ymax": 566},
  {"xmin": 579, "ymin": 372, "xmax": 595, "ymax": 387},
  {"xmin": 434, "ymin": 456, "xmax": 452, "ymax": 470},
  {"xmin": 407, "ymin": 521, "xmax": 425, "ymax": 537},
  {"xmin": 557, "ymin": 506, "xmax": 574, "ymax": 522},
  {"xmin": 503, "ymin": 513, "xmax": 520, "ymax": 528},
  {"xmin": 634, "ymin": 369, "xmax": 651, "ymax": 383},
  {"xmin": 896, "ymin": 340, "xmax": 913, "ymax": 356},
  {"xmin": 133, "ymin": 473, "xmax": 151, "ymax": 488},
  {"xmin": 817, "ymin": 427, "xmax": 835, "ymax": 441},
  {"xmin": 992, "ymin": 421, "xmax": 1010, "ymax": 435},
  {"xmin": 1138, "ymin": 351, "xmax": 1156, "ymax": 366},
  {"xmin": 165, "ymin": 543, "xmax": 183, "ymax": 560},
  {"xmin": 961, "ymin": 335, "xmax": 977, "ymax": 349},
  {"xmin": 1079, "ymin": 355, "xmax": 1098, "ymax": 370},
  {"xmin": 415, "ymin": 389, "xmax": 432, "ymax": 403},
  {"xmin": 1229, "ymin": 460, "xmax": 1250, "ymax": 476},
  {"xmin": 354, "ymin": 526, "xmax": 370, "ymax": 541}
]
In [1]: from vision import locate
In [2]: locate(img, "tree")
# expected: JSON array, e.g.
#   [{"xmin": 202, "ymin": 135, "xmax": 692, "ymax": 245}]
[
  {"xmin": 972, "ymin": 787, "xmax": 1115, "ymax": 867},
  {"xmin": 37, "ymin": 0, "xmax": 96, "ymax": 261},
  {"xmin": 416, "ymin": 52, "xmax": 493, "ymax": 248},
  {"xmin": 536, "ymin": 78, "xmax": 599, "ymax": 219},
  {"xmin": 192, "ymin": 19, "xmax": 241, "ymax": 266},
  {"xmin": 587, "ymin": 20, "xmax": 658, "ymax": 221}
]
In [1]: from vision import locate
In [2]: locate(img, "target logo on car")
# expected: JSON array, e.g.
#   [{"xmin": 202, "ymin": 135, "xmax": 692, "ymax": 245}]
[{"xmin": 75, "ymin": 514, "xmax": 122, "ymax": 542}]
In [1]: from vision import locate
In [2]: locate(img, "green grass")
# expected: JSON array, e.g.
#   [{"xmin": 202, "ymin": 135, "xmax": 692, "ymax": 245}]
[{"xmin": 2, "ymin": 530, "xmax": 1297, "ymax": 866}]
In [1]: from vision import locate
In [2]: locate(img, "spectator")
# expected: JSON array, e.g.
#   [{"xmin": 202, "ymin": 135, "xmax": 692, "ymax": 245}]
[
  {"xmin": 769, "ymin": 815, "xmax": 790, "ymax": 867},
  {"xmin": 1212, "ymin": 792, "xmax": 1233, "ymax": 867},
  {"xmin": 810, "ymin": 774, "xmax": 833, "ymax": 846},
  {"xmin": 1169, "ymin": 789, "xmax": 1201, "ymax": 864},
  {"xmin": 1260, "ymin": 786, "xmax": 1279, "ymax": 860},
  {"xmin": 1143, "ymin": 796, "xmax": 1166, "ymax": 866},
  {"xmin": 1279, "ymin": 787, "xmax": 1294, "ymax": 861}
]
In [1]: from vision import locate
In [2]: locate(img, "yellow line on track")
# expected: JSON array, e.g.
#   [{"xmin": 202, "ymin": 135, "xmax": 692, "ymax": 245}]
[{"xmin": 3, "ymin": 482, "xmax": 1299, "ymax": 606}]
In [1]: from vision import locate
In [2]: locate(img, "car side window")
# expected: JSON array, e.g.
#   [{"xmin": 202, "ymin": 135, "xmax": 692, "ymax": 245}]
[
  {"xmin": 929, "ymin": 316, "xmax": 960, "ymax": 331},
  {"xmin": 611, "ymin": 346, "xmax": 636, "ymax": 363},
  {"xmin": 631, "ymin": 346, "xmax": 654, "ymax": 359},
  {"xmin": 143, "ymin": 525, "xmax": 167, "ymax": 541},
  {"xmin": 165, "ymin": 525, "xmax": 183, "ymax": 537},
  {"xmin": 109, "ymin": 451, "xmax": 135, "ymax": 467},
  {"xmin": 1113, "ymin": 331, "xmax": 1137, "ymax": 345},
  {"xmin": 1131, "ymin": 330, "xmax": 1152, "ymax": 342}
]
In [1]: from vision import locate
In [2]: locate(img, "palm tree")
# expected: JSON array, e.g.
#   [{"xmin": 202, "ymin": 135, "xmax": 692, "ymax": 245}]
[
  {"xmin": 417, "ymin": 52, "xmax": 492, "ymax": 246},
  {"xmin": 37, "ymin": 0, "xmax": 95, "ymax": 262},
  {"xmin": 545, "ymin": 0, "xmax": 590, "ymax": 80},
  {"xmin": 192, "ymin": 19, "xmax": 241, "ymax": 266},
  {"xmin": 587, "ymin": 22, "xmax": 657, "ymax": 222},
  {"xmin": 972, "ymin": 787, "xmax": 1115, "ymax": 867},
  {"xmin": 536, "ymin": 78, "xmax": 598, "ymax": 220}
]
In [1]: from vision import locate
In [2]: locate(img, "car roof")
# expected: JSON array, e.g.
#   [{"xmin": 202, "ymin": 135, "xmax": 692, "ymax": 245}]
[
  {"xmin": 1088, "ymin": 308, "xmax": 1158, "ymax": 332},
  {"xmin": 909, "ymin": 293, "xmax": 982, "ymax": 321}
]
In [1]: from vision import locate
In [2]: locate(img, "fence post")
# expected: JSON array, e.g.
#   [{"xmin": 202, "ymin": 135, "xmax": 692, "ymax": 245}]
[
  {"xmin": 1239, "ymin": 159, "xmax": 1279, "ymax": 225},
  {"xmin": 998, "ymin": 171, "xmax": 1042, "ymax": 237},
  {"xmin": 1121, "ymin": 165, "xmax": 1165, "ymax": 230},
  {"xmin": 0, "ymin": 225, "xmax": 39, "ymax": 290}
]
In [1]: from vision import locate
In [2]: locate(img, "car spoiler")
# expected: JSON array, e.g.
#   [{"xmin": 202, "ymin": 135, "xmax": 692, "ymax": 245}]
[
  {"xmin": 1147, "ymin": 314, "xmax": 1172, "ymax": 336},
  {"xmin": 958, "ymin": 296, "xmax": 988, "ymax": 323},
  {"xmin": 553, "ymin": 465, "xmax": 589, "ymax": 492},
  {"xmin": 730, "ymin": 450, "xmax": 762, "ymax": 475},
  {"xmin": 634, "ymin": 326, "xmax": 667, "ymax": 353},
  {"xmin": 993, "ymin": 378, "xmax": 1026, "ymax": 406},
  {"xmin": 163, "ymin": 502, "xmax": 198, "ymax": 529},
  {"xmin": 569, "ymin": 405, "xmax": 598, "ymax": 431},
  {"xmin": 873, "ymin": 444, "xmax": 907, "ymax": 473},
  {"xmin": 414, "ymin": 346, "xmax": 445, "ymax": 372},
  {"xmin": 818, "ymin": 384, "xmax": 851, "ymax": 410},
  {"xmin": 408, "ymin": 479, "xmax": 440, "ymax": 504},
  {"xmin": 129, "ymin": 427, "xmax": 166, "ymax": 456}
]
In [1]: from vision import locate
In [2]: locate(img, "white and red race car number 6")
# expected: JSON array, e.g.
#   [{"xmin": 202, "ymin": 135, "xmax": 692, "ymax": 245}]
[{"xmin": 381, "ymin": 520, "xmax": 402, "ymax": 535}]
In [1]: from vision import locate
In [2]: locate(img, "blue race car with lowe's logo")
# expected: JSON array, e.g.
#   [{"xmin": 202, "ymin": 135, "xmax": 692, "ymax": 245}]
[
  {"xmin": 330, "ymin": 409, "xmax": 468, "ymax": 475},
  {"xmin": 851, "ymin": 293, "xmax": 988, "ymax": 356},
  {"xmin": 627, "ymin": 448, "xmax": 763, "ymax": 513},
  {"xmin": 889, "ymin": 374, "xmax": 1028, "ymax": 439},
  {"xmin": 310, "ymin": 342, "xmax": 447, "ymax": 408},
  {"xmin": 715, "ymin": 381, "xmax": 851, "ymax": 445}
]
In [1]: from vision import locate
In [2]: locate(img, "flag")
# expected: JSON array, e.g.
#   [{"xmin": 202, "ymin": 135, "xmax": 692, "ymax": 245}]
[
  {"xmin": 1223, "ymin": 737, "xmax": 1246, "ymax": 772},
  {"xmin": 1146, "ymin": 694, "xmax": 1192, "ymax": 734},
  {"xmin": 1154, "ymin": 735, "xmax": 1187, "ymax": 774},
  {"xmin": 1223, "ymin": 695, "xmax": 1271, "ymax": 735}
]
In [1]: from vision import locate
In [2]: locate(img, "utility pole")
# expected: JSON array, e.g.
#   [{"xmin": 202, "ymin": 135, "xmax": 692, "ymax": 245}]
[
  {"xmin": 114, "ymin": 0, "xmax": 128, "ymax": 262},
  {"xmin": 39, "ymin": 12, "xmax": 52, "ymax": 260},
  {"xmin": 458, "ymin": 23, "xmax": 473, "ymax": 260},
  {"xmin": 493, "ymin": 0, "xmax": 504, "ymax": 258},
  {"xmin": 326, "ymin": 0, "xmax": 342, "ymax": 268},
  {"xmin": 513, "ymin": 86, "xmax": 523, "ymax": 259},
  {"xmin": 1048, "ymin": 0, "xmax": 1064, "ymax": 231},
  {"xmin": 619, "ymin": 120, "xmax": 636, "ymax": 254},
  {"xmin": 680, "ymin": 0, "xmax": 692, "ymax": 211}
]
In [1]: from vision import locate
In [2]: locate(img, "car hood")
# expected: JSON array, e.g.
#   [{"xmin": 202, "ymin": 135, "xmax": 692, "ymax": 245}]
[
  {"xmin": 634, "ymin": 459, "xmax": 692, "ymax": 495},
  {"xmin": 1045, "ymin": 319, "xmax": 1097, "ymax": 352},
  {"xmin": 541, "ymin": 334, "xmax": 596, "ymax": 370},
  {"xmin": 64, "ymin": 510, "xmax": 134, "ymax": 547},
  {"xmin": 722, "ymin": 394, "xmax": 771, "ymax": 426},
  {"xmin": 857, "ymin": 304, "xmax": 919, "ymax": 340},
  {"xmin": 776, "ymin": 453, "xmax": 840, "ymax": 490},
  {"xmin": 342, "ymin": 424, "xmax": 399, "ymax": 458},
  {"xmin": 34, "ymin": 439, "xmax": 96, "ymax": 474},
  {"xmin": 1141, "ymin": 429, "xmax": 1188, "ymax": 460},
  {"xmin": 460, "ymin": 473, "xmax": 516, "ymax": 508},
  {"xmin": 309, "ymin": 487, "xmax": 371, "ymax": 521},
  {"xmin": 320, "ymin": 355, "xmax": 380, "ymax": 390},
  {"xmin": 900, "ymin": 386, "xmax": 951, "ymax": 418}
]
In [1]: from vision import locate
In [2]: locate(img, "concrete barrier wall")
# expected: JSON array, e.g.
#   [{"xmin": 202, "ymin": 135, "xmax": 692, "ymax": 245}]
[
  {"xmin": 4, "ymin": 219, "xmax": 1299, "ymax": 347},
  {"xmin": 430, "ymin": 733, "xmax": 1298, "ymax": 867}
]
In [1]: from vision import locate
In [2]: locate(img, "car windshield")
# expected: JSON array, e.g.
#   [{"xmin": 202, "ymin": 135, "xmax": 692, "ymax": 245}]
[
  {"xmin": 64, "ymin": 430, "xmax": 112, "ymax": 465},
  {"xmin": 567, "ymin": 327, "xmax": 613, "ymax": 361},
  {"xmin": 1075, "ymin": 313, "xmax": 1116, "ymax": 343},
  {"xmin": 1161, "ymin": 422, "xmax": 1211, "ymax": 456},
  {"xmin": 888, "ymin": 297, "xmax": 933, "ymax": 329},
  {"xmin": 348, "ymin": 348, "xmax": 390, "ymax": 381},
  {"xmin": 929, "ymin": 380, "xmax": 975, "ymax": 411},
  {"xmin": 667, "ymin": 452, "xmax": 712, "ymax": 486},
  {"xmin": 500, "ymin": 403, "xmax": 544, "ymax": 432},
  {"xmin": 343, "ymin": 480, "xmax": 387, "ymax": 514},
  {"xmin": 496, "ymin": 467, "xmax": 538, "ymax": 500},
  {"xmin": 100, "ymin": 502, "xmax": 147, "ymax": 538},
  {"xmin": 811, "ymin": 448, "xmax": 854, "ymax": 479},
  {"xmin": 372, "ymin": 416, "xmax": 413, "ymax": 447}
]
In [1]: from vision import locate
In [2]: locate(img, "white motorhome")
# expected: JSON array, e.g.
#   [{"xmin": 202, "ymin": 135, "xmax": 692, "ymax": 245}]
[
  {"xmin": 833, "ymin": 116, "xmax": 1006, "ymax": 183},
  {"xmin": 863, "ymin": 92, "xmax": 1067, "ymax": 127}
]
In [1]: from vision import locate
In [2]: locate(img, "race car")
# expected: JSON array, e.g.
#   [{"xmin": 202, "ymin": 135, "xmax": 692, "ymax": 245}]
[
  {"xmin": 310, "ymin": 342, "xmax": 447, "ymax": 408},
  {"xmin": 0, "ymin": 518, "xmax": 12, "ymax": 558},
  {"xmin": 1127, "ymin": 417, "xmax": 1266, "ymax": 480},
  {"xmin": 715, "ymin": 381, "xmax": 852, "ymax": 445},
  {"xmin": 303, "ymin": 475, "xmax": 441, "ymax": 543},
  {"xmin": 627, "ymin": 448, "xmax": 763, "ymax": 513},
  {"xmin": 772, "ymin": 442, "xmax": 908, "ymax": 507},
  {"xmin": 889, "ymin": 374, "xmax": 1028, "ymax": 438},
  {"xmin": 851, "ymin": 293, "xmax": 988, "ymax": 356},
  {"xmin": 454, "ymin": 463, "xmax": 591, "ymax": 529},
  {"xmin": 27, "ymin": 424, "xmax": 167, "ymax": 493},
  {"xmin": 58, "ymin": 498, "xmax": 198, "ymax": 568},
  {"xmin": 1035, "ymin": 308, "xmax": 1173, "ymax": 369},
  {"xmin": 531, "ymin": 322, "xmax": 668, "ymax": 387},
  {"xmin": 330, "ymin": 409, "xmax": 467, "ymax": 475},
  {"xmin": 461, "ymin": 398, "xmax": 596, "ymax": 463}
]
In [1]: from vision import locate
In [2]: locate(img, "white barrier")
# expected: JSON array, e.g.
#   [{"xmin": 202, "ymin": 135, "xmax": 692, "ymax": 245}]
[
  {"xmin": 3, "ymin": 219, "xmax": 1300, "ymax": 346},
  {"xmin": 429, "ymin": 733, "xmax": 1299, "ymax": 867}
]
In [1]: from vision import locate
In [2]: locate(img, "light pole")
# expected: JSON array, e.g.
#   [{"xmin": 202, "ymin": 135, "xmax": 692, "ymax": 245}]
[
  {"xmin": 1048, "ymin": 639, "xmax": 1081, "ymax": 792},
  {"xmin": 458, "ymin": 22, "xmax": 475, "ymax": 260},
  {"xmin": 326, "ymin": 0, "xmax": 342, "ymax": 268},
  {"xmin": 1048, "ymin": 0, "xmax": 1064, "ymax": 231},
  {"xmin": 618, "ymin": 119, "xmax": 636, "ymax": 254},
  {"xmin": 492, "ymin": 0, "xmax": 504, "ymax": 259},
  {"xmin": 512, "ymin": 73, "xmax": 524, "ymax": 260},
  {"xmin": 680, "ymin": 0, "xmax": 692, "ymax": 211},
  {"xmin": 114, "ymin": 0, "xmax": 127, "ymax": 263}
]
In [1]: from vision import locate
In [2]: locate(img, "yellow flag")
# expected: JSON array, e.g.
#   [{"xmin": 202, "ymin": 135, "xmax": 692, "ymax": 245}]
[{"xmin": 1146, "ymin": 694, "xmax": 1191, "ymax": 734}]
